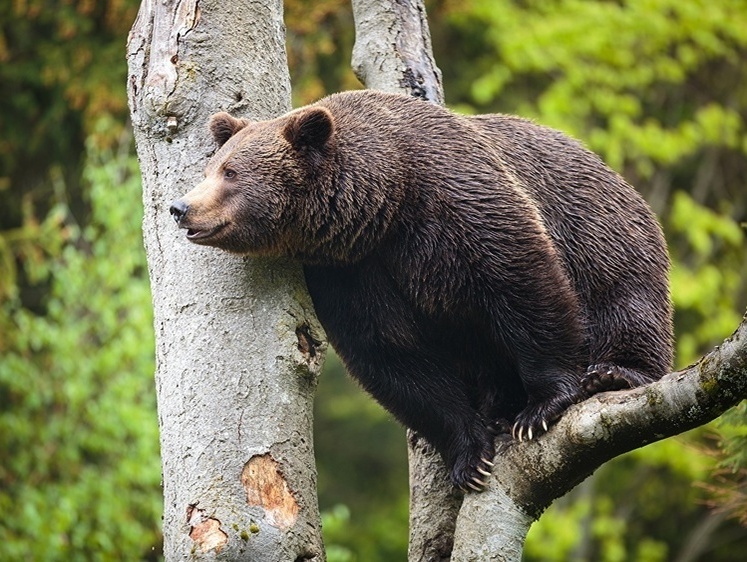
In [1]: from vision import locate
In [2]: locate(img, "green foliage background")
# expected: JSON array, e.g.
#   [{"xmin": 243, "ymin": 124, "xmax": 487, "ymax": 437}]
[{"xmin": 1, "ymin": 0, "xmax": 746, "ymax": 560}]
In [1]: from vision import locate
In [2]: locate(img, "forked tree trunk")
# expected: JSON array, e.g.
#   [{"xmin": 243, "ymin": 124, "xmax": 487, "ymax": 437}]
[
  {"xmin": 126, "ymin": 1, "xmax": 326, "ymax": 560},
  {"xmin": 349, "ymin": 1, "xmax": 476, "ymax": 559}
]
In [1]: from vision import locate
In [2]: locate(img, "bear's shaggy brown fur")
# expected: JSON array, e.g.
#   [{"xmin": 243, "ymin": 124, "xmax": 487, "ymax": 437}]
[{"xmin": 170, "ymin": 90, "xmax": 673, "ymax": 491}]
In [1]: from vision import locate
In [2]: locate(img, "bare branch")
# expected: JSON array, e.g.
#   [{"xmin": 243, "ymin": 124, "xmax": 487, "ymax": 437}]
[
  {"xmin": 512, "ymin": 311, "xmax": 747, "ymax": 515},
  {"xmin": 452, "ymin": 312, "xmax": 747, "ymax": 560}
]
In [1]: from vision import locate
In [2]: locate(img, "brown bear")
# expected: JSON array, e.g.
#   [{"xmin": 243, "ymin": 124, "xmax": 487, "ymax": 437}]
[{"xmin": 170, "ymin": 90, "xmax": 673, "ymax": 492}]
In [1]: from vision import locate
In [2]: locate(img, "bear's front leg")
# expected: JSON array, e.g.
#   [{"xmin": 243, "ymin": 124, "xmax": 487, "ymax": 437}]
[
  {"xmin": 510, "ymin": 372, "xmax": 583, "ymax": 441},
  {"xmin": 442, "ymin": 422, "xmax": 497, "ymax": 492}
]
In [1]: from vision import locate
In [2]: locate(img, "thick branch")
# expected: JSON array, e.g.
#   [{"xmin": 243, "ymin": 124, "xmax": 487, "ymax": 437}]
[
  {"xmin": 407, "ymin": 431, "xmax": 463, "ymax": 562},
  {"xmin": 452, "ymin": 312, "xmax": 747, "ymax": 560},
  {"xmin": 504, "ymin": 311, "xmax": 747, "ymax": 515}
]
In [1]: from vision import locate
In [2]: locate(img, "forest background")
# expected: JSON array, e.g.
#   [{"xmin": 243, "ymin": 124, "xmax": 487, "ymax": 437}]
[{"xmin": 1, "ymin": 0, "xmax": 746, "ymax": 560}]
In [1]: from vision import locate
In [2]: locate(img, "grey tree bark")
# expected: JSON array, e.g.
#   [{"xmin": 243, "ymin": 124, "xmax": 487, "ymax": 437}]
[
  {"xmin": 351, "ymin": 1, "xmax": 747, "ymax": 561},
  {"xmin": 126, "ymin": 1, "xmax": 326, "ymax": 560}
]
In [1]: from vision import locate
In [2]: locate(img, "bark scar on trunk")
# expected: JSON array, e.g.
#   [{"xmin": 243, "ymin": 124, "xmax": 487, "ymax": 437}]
[
  {"xmin": 186, "ymin": 503, "xmax": 228, "ymax": 553},
  {"xmin": 242, "ymin": 453, "xmax": 299, "ymax": 530},
  {"xmin": 296, "ymin": 322, "xmax": 321, "ymax": 358}
]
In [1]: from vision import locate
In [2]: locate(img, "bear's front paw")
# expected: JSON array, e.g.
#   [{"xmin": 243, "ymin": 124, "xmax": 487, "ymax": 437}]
[
  {"xmin": 511, "ymin": 395, "xmax": 575, "ymax": 442},
  {"xmin": 447, "ymin": 432, "xmax": 496, "ymax": 493}
]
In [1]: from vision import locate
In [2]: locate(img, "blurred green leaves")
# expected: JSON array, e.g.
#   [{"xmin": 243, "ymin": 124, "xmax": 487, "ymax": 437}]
[
  {"xmin": 315, "ymin": 353, "xmax": 410, "ymax": 561},
  {"xmin": 0, "ymin": 143, "xmax": 161, "ymax": 560},
  {"xmin": 669, "ymin": 191, "xmax": 744, "ymax": 364}
]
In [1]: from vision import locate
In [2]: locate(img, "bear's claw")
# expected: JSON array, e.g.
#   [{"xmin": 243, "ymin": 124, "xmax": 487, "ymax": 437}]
[
  {"xmin": 511, "ymin": 419, "xmax": 546, "ymax": 442},
  {"xmin": 451, "ymin": 450, "xmax": 495, "ymax": 492},
  {"xmin": 512, "ymin": 395, "xmax": 577, "ymax": 443}
]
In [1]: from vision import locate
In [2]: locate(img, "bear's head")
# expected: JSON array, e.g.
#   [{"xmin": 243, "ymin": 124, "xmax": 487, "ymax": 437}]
[{"xmin": 170, "ymin": 106, "xmax": 336, "ymax": 257}]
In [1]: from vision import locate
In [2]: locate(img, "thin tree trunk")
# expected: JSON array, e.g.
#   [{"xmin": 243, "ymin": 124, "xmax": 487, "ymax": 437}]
[
  {"xmin": 350, "ymin": 1, "xmax": 465, "ymax": 560},
  {"xmin": 351, "ymin": 0, "xmax": 443, "ymax": 104},
  {"xmin": 126, "ymin": 1, "xmax": 326, "ymax": 560}
]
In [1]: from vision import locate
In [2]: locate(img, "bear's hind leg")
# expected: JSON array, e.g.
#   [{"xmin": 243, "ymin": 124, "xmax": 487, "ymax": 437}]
[{"xmin": 583, "ymin": 281, "xmax": 673, "ymax": 397}]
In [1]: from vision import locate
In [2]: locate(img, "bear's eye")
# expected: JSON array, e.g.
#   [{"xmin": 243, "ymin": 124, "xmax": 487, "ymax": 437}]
[{"xmin": 224, "ymin": 168, "xmax": 237, "ymax": 180}]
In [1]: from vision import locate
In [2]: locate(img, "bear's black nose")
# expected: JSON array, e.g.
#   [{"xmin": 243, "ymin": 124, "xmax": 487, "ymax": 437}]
[{"xmin": 169, "ymin": 200, "xmax": 189, "ymax": 225}]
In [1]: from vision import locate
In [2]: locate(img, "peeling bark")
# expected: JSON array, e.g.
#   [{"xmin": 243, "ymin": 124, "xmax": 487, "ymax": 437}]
[
  {"xmin": 242, "ymin": 454, "xmax": 300, "ymax": 531},
  {"xmin": 352, "ymin": 0, "xmax": 443, "ymax": 102},
  {"xmin": 187, "ymin": 505, "xmax": 229, "ymax": 553},
  {"xmin": 126, "ymin": 1, "xmax": 326, "ymax": 560}
]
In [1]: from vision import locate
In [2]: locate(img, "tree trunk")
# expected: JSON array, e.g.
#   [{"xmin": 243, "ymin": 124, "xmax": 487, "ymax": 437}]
[{"xmin": 126, "ymin": 1, "xmax": 326, "ymax": 560}]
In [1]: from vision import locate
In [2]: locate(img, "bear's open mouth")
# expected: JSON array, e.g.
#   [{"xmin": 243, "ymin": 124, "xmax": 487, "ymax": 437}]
[{"xmin": 186, "ymin": 222, "xmax": 227, "ymax": 242}]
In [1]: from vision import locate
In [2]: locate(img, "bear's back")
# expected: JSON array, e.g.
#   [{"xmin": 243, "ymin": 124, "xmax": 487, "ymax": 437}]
[
  {"xmin": 315, "ymin": 90, "xmax": 672, "ymax": 376},
  {"xmin": 469, "ymin": 112, "xmax": 673, "ymax": 376},
  {"xmin": 316, "ymin": 90, "xmax": 668, "ymax": 285},
  {"xmin": 469, "ymin": 113, "xmax": 669, "ymax": 287}
]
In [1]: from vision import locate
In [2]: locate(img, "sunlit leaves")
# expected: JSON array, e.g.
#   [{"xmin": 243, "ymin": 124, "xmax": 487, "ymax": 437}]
[{"xmin": 668, "ymin": 191, "xmax": 744, "ymax": 364}]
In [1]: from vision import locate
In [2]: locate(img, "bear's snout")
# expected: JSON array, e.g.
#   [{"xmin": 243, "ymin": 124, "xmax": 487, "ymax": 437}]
[{"xmin": 170, "ymin": 200, "xmax": 189, "ymax": 225}]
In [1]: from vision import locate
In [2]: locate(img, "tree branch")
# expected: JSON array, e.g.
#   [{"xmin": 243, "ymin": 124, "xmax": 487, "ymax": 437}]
[
  {"xmin": 407, "ymin": 431, "xmax": 463, "ymax": 562},
  {"xmin": 452, "ymin": 312, "xmax": 747, "ymax": 560}
]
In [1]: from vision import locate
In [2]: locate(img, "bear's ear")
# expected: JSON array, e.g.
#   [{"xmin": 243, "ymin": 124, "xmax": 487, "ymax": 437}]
[
  {"xmin": 209, "ymin": 112, "xmax": 249, "ymax": 147},
  {"xmin": 282, "ymin": 107, "xmax": 334, "ymax": 152}
]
